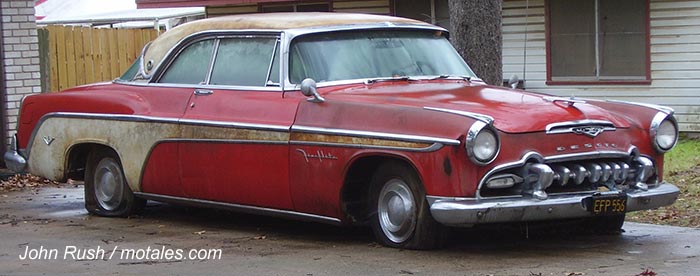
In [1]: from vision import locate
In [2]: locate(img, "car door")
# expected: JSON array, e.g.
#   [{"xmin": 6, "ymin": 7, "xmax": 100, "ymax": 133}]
[
  {"xmin": 137, "ymin": 39, "xmax": 222, "ymax": 198},
  {"xmin": 176, "ymin": 35, "xmax": 298, "ymax": 210}
]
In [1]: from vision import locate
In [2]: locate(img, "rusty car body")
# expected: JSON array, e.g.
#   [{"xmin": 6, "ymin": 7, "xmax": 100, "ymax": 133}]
[{"xmin": 5, "ymin": 13, "xmax": 679, "ymax": 249}]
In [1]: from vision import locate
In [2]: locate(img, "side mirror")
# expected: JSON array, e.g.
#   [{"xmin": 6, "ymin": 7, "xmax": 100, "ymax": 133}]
[
  {"xmin": 508, "ymin": 75, "xmax": 520, "ymax": 89},
  {"xmin": 300, "ymin": 78, "xmax": 325, "ymax": 103}
]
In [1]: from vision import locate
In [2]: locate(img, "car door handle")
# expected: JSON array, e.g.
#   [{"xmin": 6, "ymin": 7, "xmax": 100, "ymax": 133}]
[{"xmin": 194, "ymin": 89, "xmax": 213, "ymax": 96}]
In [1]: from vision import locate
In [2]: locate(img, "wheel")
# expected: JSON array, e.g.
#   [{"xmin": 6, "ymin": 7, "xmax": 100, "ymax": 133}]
[
  {"xmin": 369, "ymin": 162, "xmax": 446, "ymax": 249},
  {"xmin": 588, "ymin": 214, "xmax": 625, "ymax": 234},
  {"xmin": 84, "ymin": 149, "xmax": 145, "ymax": 217}
]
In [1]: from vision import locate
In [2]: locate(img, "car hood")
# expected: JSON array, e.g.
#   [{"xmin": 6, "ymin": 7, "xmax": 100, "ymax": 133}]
[{"xmin": 322, "ymin": 81, "xmax": 632, "ymax": 134}]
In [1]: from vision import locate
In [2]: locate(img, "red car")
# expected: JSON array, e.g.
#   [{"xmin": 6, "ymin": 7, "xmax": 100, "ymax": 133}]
[{"xmin": 5, "ymin": 13, "xmax": 679, "ymax": 249}]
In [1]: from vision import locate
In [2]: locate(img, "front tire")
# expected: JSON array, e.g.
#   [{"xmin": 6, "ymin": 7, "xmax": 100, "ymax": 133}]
[
  {"xmin": 84, "ymin": 149, "xmax": 145, "ymax": 217},
  {"xmin": 369, "ymin": 162, "xmax": 446, "ymax": 249}
]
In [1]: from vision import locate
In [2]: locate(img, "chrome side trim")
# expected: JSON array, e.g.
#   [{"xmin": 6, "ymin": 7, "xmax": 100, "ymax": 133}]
[
  {"xmin": 290, "ymin": 140, "xmax": 444, "ymax": 152},
  {"xmin": 291, "ymin": 125, "xmax": 460, "ymax": 146},
  {"xmin": 423, "ymin": 107, "xmax": 494, "ymax": 124},
  {"xmin": 144, "ymin": 82, "xmax": 284, "ymax": 92},
  {"xmin": 606, "ymin": 99, "xmax": 675, "ymax": 115},
  {"xmin": 161, "ymin": 138, "xmax": 288, "ymax": 145},
  {"xmin": 25, "ymin": 112, "xmax": 290, "ymax": 157},
  {"xmin": 427, "ymin": 183, "xmax": 679, "ymax": 226},
  {"xmin": 179, "ymin": 118, "xmax": 289, "ymax": 131},
  {"xmin": 133, "ymin": 192, "xmax": 342, "ymax": 225}
]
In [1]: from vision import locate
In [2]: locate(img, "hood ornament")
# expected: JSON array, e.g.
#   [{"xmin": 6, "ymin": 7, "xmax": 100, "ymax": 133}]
[{"xmin": 543, "ymin": 96, "xmax": 586, "ymax": 107}]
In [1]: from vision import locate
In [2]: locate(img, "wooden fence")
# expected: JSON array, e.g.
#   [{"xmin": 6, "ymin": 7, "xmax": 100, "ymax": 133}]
[{"xmin": 39, "ymin": 26, "xmax": 158, "ymax": 92}]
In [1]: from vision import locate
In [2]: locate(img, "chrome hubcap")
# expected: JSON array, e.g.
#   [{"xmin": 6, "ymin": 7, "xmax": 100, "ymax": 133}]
[
  {"xmin": 378, "ymin": 179, "xmax": 416, "ymax": 243},
  {"xmin": 94, "ymin": 158, "xmax": 124, "ymax": 211}
]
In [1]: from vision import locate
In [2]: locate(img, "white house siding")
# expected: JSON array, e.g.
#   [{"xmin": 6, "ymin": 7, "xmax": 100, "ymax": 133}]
[
  {"xmin": 502, "ymin": 0, "xmax": 700, "ymax": 132},
  {"xmin": 206, "ymin": 1, "xmax": 391, "ymax": 16}
]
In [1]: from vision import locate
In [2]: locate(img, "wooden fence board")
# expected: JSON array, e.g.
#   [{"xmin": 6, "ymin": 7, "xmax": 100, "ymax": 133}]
[
  {"xmin": 55, "ymin": 26, "xmax": 68, "ymax": 91},
  {"xmin": 65, "ymin": 26, "xmax": 76, "ymax": 88},
  {"xmin": 74, "ymin": 27, "xmax": 86, "ymax": 86},
  {"xmin": 39, "ymin": 26, "xmax": 157, "ymax": 92}
]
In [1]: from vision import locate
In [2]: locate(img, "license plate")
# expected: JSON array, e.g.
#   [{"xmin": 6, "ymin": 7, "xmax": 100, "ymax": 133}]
[{"xmin": 583, "ymin": 193, "xmax": 627, "ymax": 215}]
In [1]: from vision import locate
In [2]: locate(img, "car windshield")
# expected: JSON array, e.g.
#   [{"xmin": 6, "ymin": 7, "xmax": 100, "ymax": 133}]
[{"xmin": 289, "ymin": 30, "xmax": 476, "ymax": 84}]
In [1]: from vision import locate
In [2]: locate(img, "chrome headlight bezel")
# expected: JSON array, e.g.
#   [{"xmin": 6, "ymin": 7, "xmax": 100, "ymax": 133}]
[
  {"xmin": 466, "ymin": 121, "xmax": 500, "ymax": 165},
  {"xmin": 650, "ymin": 112, "xmax": 678, "ymax": 153}
]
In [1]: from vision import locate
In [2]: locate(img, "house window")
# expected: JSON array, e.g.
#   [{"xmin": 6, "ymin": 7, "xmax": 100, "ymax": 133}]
[
  {"xmin": 547, "ymin": 0, "xmax": 649, "ymax": 83},
  {"xmin": 260, "ymin": 2, "xmax": 330, "ymax": 13},
  {"xmin": 395, "ymin": 0, "xmax": 450, "ymax": 30}
]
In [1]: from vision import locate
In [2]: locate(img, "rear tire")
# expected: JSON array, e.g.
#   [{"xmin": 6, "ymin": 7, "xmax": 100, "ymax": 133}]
[
  {"xmin": 84, "ymin": 149, "xmax": 145, "ymax": 217},
  {"xmin": 369, "ymin": 162, "xmax": 446, "ymax": 249}
]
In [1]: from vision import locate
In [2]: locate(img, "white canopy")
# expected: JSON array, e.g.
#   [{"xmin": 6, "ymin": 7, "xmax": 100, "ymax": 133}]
[{"xmin": 36, "ymin": 0, "xmax": 204, "ymax": 30}]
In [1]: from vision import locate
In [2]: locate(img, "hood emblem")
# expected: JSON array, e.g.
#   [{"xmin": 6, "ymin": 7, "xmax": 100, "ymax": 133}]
[
  {"xmin": 572, "ymin": 126, "xmax": 605, "ymax": 137},
  {"xmin": 546, "ymin": 120, "xmax": 616, "ymax": 137}
]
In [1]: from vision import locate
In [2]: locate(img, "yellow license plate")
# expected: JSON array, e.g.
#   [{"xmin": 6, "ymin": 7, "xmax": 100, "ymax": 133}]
[{"xmin": 584, "ymin": 193, "xmax": 627, "ymax": 215}]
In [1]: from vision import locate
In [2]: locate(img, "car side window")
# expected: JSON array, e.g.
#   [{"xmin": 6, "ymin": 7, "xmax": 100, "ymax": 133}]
[
  {"xmin": 159, "ymin": 39, "xmax": 215, "ymax": 84},
  {"xmin": 209, "ymin": 37, "xmax": 278, "ymax": 87}
]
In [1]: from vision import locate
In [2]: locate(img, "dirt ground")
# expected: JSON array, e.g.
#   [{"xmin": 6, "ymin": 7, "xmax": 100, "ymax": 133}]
[{"xmin": 1, "ymin": 185, "xmax": 699, "ymax": 276}]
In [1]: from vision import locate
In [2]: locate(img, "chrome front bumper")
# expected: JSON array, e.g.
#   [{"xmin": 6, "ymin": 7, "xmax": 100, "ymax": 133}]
[
  {"xmin": 427, "ymin": 183, "xmax": 679, "ymax": 226},
  {"xmin": 4, "ymin": 135, "xmax": 27, "ymax": 173}
]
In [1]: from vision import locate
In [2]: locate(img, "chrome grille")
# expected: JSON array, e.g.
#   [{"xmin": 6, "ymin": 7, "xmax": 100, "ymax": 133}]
[{"xmin": 480, "ymin": 156, "xmax": 656, "ymax": 199}]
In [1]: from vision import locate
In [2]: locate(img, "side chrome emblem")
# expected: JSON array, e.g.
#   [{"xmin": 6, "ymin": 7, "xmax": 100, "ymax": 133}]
[
  {"xmin": 43, "ymin": 136, "xmax": 55, "ymax": 146},
  {"xmin": 572, "ymin": 126, "xmax": 605, "ymax": 138},
  {"xmin": 296, "ymin": 149, "xmax": 338, "ymax": 163}
]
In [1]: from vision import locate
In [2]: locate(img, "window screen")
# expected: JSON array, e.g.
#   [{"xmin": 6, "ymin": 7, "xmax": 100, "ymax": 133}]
[
  {"xmin": 549, "ymin": 0, "xmax": 647, "ymax": 81},
  {"xmin": 159, "ymin": 39, "xmax": 215, "ymax": 84}
]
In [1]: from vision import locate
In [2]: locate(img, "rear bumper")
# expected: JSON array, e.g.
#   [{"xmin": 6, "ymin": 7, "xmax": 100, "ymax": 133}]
[
  {"xmin": 4, "ymin": 135, "xmax": 27, "ymax": 173},
  {"xmin": 427, "ymin": 183, "xmax": 679, "ymax": 226}
]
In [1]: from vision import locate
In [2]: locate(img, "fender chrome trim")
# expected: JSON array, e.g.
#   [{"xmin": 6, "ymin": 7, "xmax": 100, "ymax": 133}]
[
  {"xmin": 423, "ymin": 107, "xmax": 494, "ymax": 124},
  {"xmin": 606, "ymin": 100, "xmax": 675, "ymax": 115},
  {"xmin": 292, "ymin": 125, "xmax": 460, "ymax": 146}
]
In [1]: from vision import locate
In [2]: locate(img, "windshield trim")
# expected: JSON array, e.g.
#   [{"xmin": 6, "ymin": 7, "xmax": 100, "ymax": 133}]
[{"xmin": 281, "ymin": 25, "xmax": 454, "ymax": 89}]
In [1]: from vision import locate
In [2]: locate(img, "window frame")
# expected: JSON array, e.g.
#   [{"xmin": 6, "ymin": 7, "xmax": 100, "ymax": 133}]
[
  {"xmin": 150, "ymin": 31, "xmax": 283, "ymax": 91},
  {"xmin": 258, "ymin": 1, "xmax": 331, "ymax": 13},
  {"xmin": 544, "ymin": 0, "xmax": 651, "ymax": 86}
]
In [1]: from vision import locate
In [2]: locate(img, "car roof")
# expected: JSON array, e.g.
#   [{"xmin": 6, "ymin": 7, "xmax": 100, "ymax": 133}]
[{"xmin": 141, "ymin": 12, "xmax": 432, "ymax": 77}]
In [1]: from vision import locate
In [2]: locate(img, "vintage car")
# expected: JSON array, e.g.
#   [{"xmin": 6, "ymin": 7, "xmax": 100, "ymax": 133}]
[{"xmin": 5, "ymin": 13, "xmax": 680, "ymax": 249}]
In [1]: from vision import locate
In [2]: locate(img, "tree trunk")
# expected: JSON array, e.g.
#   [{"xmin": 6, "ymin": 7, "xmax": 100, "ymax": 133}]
[{"xmin": 448, "ymin": 0, "xmax": 503, "ymax": 86}]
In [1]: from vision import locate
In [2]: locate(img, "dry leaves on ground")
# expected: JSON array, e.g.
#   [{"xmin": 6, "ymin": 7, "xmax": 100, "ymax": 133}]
[{"xmin": 0, "ymin": 174, "xmax": 60, "ymax": 194}]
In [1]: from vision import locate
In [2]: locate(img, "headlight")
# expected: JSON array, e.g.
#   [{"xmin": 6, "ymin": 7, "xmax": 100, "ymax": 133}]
[
  {"xmin": 466, "ymin": 121, "xmax": 500, "ymax": 165},
  {"xmin": 650, "ymin": 112, "xmax": 678, "ymax": 152}
]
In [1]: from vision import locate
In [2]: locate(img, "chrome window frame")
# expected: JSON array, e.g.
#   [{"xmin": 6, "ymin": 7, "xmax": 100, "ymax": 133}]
[{"xmin": 115, "ymin": 23, "xmax": 467, "ymax": 92}]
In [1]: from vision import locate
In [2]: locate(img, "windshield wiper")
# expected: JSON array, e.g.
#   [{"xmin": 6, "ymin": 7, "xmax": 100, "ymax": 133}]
[
  {"xmin": 364, "ymin": 76, "xmax": 418, "ymax": 85},
  {"xmin": 430, "ymin": 75, "xmax": 472, "ymax": 81}
]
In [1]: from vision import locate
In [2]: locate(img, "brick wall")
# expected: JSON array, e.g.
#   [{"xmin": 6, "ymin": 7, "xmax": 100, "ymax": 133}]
[{"xmin": 1, "ymin": 0, "xmax": 41, "ymax": 147}]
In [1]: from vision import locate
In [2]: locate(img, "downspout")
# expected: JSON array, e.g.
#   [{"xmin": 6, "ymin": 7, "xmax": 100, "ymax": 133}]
[{"xmin": 0, "ymin": 7, "xmax": 8, "ymax": 166}]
